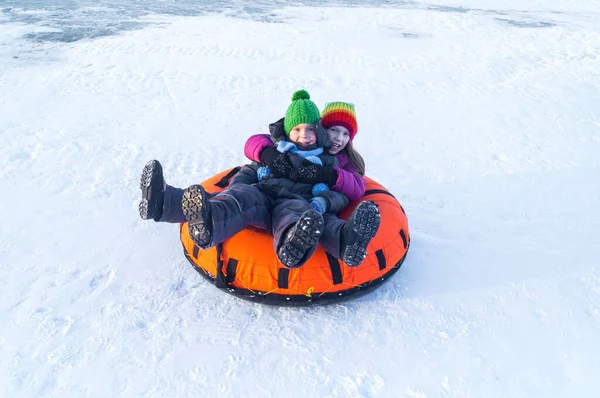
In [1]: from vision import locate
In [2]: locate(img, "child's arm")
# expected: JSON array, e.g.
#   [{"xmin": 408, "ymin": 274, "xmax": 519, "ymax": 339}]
[
  {"xmin": 331, "ymin": 166, "xmax": 366, "ymax": 202},
  {"xmin": 244, "ymin": 133, "xmax": 293, "ymax": 178},
  {"xmin": 244, "ymin": 134, "xmax": 275, "ymax": 162},
  {"xmin": 291, "ymin": 163, "xmax": 366, "ymax": 202}
]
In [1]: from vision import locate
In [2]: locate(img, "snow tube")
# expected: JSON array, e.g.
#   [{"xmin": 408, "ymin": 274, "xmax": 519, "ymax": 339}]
[{"xmin": 180, "ymin": 167, "xmax": 410, "ymax": 306}]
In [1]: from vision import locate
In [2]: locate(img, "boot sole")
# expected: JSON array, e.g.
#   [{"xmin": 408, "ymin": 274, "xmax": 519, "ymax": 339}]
[
  {"xmin": 342, "ymin": 201, "xmax": 381, "ymax": 267},
  {"xmin": 139, "ymin": 160, "xmax": 162, "ymax": 220},
  {"xmin": 182, "ymin": 185, "xmax": 212, "ymax": 248},
  {"xmin": 278, "ymin": 210, "xmax": 324, "ymax": 269}
]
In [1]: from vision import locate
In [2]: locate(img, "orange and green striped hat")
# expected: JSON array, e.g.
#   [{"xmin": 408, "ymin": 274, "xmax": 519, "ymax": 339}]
[{"xmin": 320, "ymin": 102, "xmax": 358, "ymax": 141}]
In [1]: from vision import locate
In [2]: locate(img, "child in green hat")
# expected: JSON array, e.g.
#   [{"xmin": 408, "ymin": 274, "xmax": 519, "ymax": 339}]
[
  {"xmin": 139, "ymin": 90, "xmax": 350, "ymax": 269},
  {"xmin": 244, "ymin": 99, "xmax": 380, "ymax": 267}
]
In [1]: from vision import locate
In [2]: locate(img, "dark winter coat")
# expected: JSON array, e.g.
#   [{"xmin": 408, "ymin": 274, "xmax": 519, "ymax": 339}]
[
  {"xmin": 245, "ymin": 135, "xmax": 366, "ymax": 201},
  {"xmin": 230, "ymin": 162, "xmax": 349, "ymax": 214}
]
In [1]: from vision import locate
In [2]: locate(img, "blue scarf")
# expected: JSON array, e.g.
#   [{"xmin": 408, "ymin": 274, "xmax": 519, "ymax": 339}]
[{"xmin": 277, "ymin": 141, "xmax": 323, "ymax": 165}]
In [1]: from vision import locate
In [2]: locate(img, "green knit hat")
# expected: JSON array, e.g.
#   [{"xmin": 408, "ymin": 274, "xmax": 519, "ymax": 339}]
[{"xmin": 284, "ymin": 90, "xmax": 321, "ymax": 135}]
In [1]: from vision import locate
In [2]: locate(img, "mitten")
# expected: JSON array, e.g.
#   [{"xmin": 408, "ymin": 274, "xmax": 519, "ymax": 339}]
[
  {"xmin": 257, "ymin": 166, "xmax": 271, "ymax": 181},
  {"xmin": 260, "ymin": 147, "xmax": 293, "ymax": 178},
  {"xmin": 309, "ymin": 197, "xmax": 328, "ymax": 214},
  {"xmin": 311, "ymin": 183, "xmax": 329, "ymax": 196},
  {"xmin": 290, "ymin": 165, "xmax": 338, "ymax": 186}
]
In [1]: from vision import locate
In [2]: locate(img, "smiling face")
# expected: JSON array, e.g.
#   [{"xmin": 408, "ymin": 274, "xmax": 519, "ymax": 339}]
[
  {"xmin": 288, "ymin": 123, "xmax": 317, "ymax": 148},
  {"xmin": 326, "ymin": 125, "xmax": 351, "ymax": 154}
]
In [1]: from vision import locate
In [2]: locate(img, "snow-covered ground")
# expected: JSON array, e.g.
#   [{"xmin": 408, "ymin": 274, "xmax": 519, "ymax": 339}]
[{"xmin": 2, "ymin": 1, "xmax": 600, "ymax": 396}]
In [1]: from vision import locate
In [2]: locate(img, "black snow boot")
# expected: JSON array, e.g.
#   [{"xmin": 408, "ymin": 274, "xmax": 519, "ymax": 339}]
[
  {"xmin": 341, "ymin": 201, "xmax": 381, "ymax": 267},
  {"xmin": 139, "ymin": 160, "xmax": 165, "ymax": 221},
  {"xmin": 182, "ymin": 184, "xmax": 213, "ymax": 249},
  {"xmin": 277, "ymin": 209, "xmax": 325, "ymax": 269}
]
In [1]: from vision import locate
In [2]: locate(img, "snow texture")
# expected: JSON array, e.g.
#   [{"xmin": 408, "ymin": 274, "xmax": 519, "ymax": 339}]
[{"xmin": 1, "ymin": 0, "xmax": 600, "ymax": 396}]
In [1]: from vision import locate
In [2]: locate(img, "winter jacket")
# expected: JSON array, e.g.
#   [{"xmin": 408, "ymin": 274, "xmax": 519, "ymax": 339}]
[
  {"xmin": 244, "ymin": 133, "xmax": 366, "ymax": 202},
  {"xmin": 230, "ymin": 162, "xmax": 349, "ymax": 213}
]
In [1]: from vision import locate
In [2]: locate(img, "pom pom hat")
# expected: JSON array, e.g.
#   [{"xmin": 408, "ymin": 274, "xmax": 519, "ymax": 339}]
[
  {"xmin": 284, "ymin": 90, "xmax": 321, "ymax": 135},
  {"xmin": 320, "ymin": 102, "xmax": 358, "ymax": 141}
]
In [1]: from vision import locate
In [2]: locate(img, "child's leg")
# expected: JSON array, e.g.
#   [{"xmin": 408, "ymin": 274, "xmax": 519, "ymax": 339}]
[
  {"xmin": 139, "ymin": 160, "xmax": 165, "ymax": 221},
  {"xmin": 315, "ymin": 203, "xmax": 382, "ymax": 267},
  {"xmin": 139, "ymin": 160, "xmax": 186, "ymax": 224},
  {"xmin": 272, "ymin": 198, "xmax": 324, "ymax": 268},
  {"xmin": 271, "ymin": 198, "xmax": 314, "ymax": 245},
  {"xmin": 159, "ymin": 185, "xmax": 187, "ymax": 223},
  {"xmin": 319, "ymin": 213, "xmax": 345, "ymax": 259},
  {"xmin": 210, "ymin": 184, "xmax": 273, "ymax": 243},
  {"xmin": 183, "ymin": 183, "xmax": 273, "ymax": 248},
  {"xmin": 339, "ymin": 201, "xmax": 381, "ymax": 267}
]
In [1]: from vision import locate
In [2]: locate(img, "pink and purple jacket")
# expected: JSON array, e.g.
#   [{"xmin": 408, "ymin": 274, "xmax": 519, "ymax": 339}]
[{"xmin": 244, "ymin": 134, "xmax": 366, "ymax": 202}]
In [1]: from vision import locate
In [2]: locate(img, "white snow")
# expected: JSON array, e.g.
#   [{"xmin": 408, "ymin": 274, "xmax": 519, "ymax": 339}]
[{"xmin": 2, "ymin": 1, "xmax": 600, "ymax": 397}]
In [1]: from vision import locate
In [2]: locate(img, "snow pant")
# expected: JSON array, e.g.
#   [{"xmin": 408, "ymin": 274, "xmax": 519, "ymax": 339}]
[
  {"xmin": 159, "ymin": 185, "xmax": 187, "ymax": 224},
  {"xmin": 158, "ymin": 183, "xmax": 345, "ymax": 264},
  {"xmin": 320, "ymin": 213, "xmax": 344, "ymax": 259},
  {"xmin": 208, "ymin": 183, "xmax": 319, "ymax": 257},
  {"xmin": 158, "ymin": 183, "xmax": 322, "ymax": 264}
]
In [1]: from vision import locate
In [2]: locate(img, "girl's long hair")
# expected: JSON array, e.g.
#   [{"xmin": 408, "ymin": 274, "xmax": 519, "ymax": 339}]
[{"xmin": 343, "ymin": 141, "xmax": 365, "ymax": 176}]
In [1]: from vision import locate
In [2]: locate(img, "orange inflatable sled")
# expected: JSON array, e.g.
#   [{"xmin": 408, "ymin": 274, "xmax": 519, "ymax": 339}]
[{"xmin": 180, "ymin": 167, "xmax": 410, "ymax": 305}]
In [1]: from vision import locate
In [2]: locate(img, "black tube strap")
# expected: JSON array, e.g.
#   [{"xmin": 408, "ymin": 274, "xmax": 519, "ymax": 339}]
[
  {"xmin": 363, "ymin": 189, "xmax": 397, "ymax": 200},
  {"xmin": 326, "ymin": 253, "xmax": 343, "ymax": 285},
  {"xmin": 363, "ymin": 189, "xmax": 404, "ymax": 214},
  {"xmin": 214, "ymin": 243, "xmax": 228, "ymax": 288},
  {"xmin": 192, "ymin": 245, "xmax": 199, "ymax": 260},
  {"xmin": 214, "ymin": 166, "xmax": 241, "ymax": 188},
  {"xmin": 225, "ymin": 258, "xmax": 238, "ymax": 283},
  {"xmin": 278, "ymin": 268, "xmax": 290, "ymax": 289},
  {"xmin": 399, "ymin": 229, "xmax": 408, "ymax": 249},
  {"xmin": 375, "ymin": 250, "xmax": 386, "ymax": 270}
]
